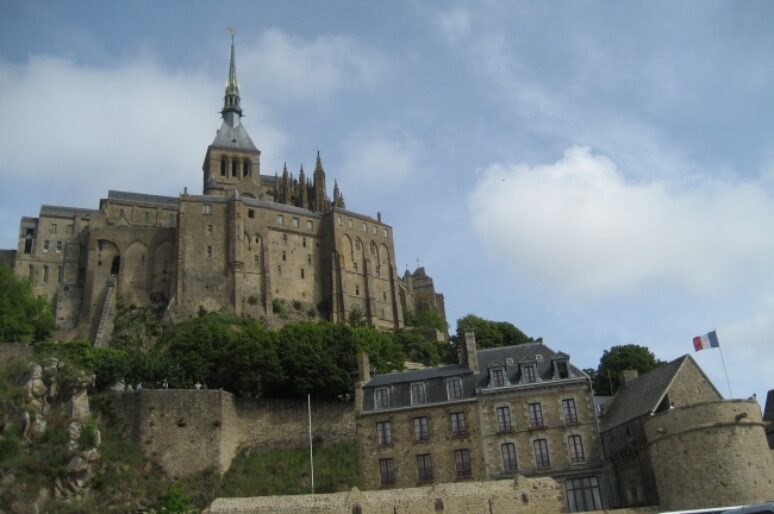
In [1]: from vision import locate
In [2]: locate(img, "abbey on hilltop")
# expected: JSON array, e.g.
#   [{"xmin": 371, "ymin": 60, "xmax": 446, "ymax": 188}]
[{"xmin": 1, "ymin": 36, "xmax": 445, "ymax": 344}]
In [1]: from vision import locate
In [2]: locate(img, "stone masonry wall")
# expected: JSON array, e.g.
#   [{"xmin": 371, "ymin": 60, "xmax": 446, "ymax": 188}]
[
  {"xmin": 644, "ymin": 399, "xmax": 774, "ymax": 510},
  {"xmin": 210, "ymin": 475, "xmax": 568, "ymax": 514},
  {"xmin": 111, "ymin": 390, "xmax": 355, "ymax": 478}
]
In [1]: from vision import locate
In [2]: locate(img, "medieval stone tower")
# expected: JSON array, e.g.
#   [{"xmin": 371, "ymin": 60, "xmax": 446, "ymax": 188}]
[{"xmin": 4, "ymin": 35, "xmax": 446, "ymax": 344}]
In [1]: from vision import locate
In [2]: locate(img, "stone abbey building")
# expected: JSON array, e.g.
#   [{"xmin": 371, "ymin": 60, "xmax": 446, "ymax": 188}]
[{"xmin": 2, "ymin": 37, "xmax": 444, "ymax": 343}]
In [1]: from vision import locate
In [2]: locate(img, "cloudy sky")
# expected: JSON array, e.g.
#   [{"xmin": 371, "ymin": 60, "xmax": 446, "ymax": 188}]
[{"xmin": 1, "ymin": 1, "xmax": 772, "ymax": 403}]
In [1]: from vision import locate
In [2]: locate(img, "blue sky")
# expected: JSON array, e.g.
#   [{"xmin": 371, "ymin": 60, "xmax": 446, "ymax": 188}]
[{"xmin": 1, "ymin": 1, "xmax": 773, "ymax": 403}]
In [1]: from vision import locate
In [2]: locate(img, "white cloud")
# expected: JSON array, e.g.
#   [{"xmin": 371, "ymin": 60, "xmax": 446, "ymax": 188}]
[
  {"xmin": 338, "ymin": 128, "xmax": 420, "ymax": 190},
  {"xmin": 239, "ymin": 29, "xmax": 388, "ymax": 105},
  {"xmin": 469, "ymin": 146, "xmax": 774, "ymax": 296},
  {"xmin": 438, "ymin": 8, "xmax": 471, "ymax": 44}
]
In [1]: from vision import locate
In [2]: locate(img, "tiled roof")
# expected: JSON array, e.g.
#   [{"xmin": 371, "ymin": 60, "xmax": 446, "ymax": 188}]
[
  {"xmin": 211, "ymin": 119, "xmax": 258, "ymax": 152},
  {"xmin": 40, "ymin": 205, "xmax": 96, "ymax": 218},
  {"xmin": 599, "ymin": 355, "xmax": 688, "ymax": 430}
]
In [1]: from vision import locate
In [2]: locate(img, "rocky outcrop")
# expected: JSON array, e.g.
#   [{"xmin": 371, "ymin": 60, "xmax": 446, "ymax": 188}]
[{"xmin": 0, "ymin": 357, "xmax": 101, "ymax": 512}]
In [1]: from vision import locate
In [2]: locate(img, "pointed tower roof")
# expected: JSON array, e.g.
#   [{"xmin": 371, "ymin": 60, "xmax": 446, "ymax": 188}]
[{"xmin": 210, "ymin": 29, "xmax": 258, "ymax": 152}]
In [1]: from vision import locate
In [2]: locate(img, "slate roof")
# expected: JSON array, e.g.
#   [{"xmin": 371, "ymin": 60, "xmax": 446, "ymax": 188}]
[
  {"xmin": 600, "ymin": 355, "xmax": 688, "ymax": 431},
  {"xmin": 210, "ymin": 117, "xmax": 258, "ymax": 152},
  {"xmin": 763, "ymin": 390, "xmax": 774, "ymax": 422},
  {"xmin": 361, "ymin": 342, "xmax": 588, "ymax": 412},
  {"xmin": 108, "ymin": 191, "xmax": 180, "ymax": 207},
  {"xmin": 40, "ymin": 205, "xmax": 96, "ymax": 218}
]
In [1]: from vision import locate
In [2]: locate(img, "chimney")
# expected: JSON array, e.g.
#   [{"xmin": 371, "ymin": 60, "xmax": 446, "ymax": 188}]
[
  {"xmin": 354, "ymin": 350, "xmax": 371, "ymax": 413},
  {"xmin": 621, "ymin": 369, "xmax": 639, "ymax": 387},
  {"xmin": 458, "ymin": 331, "xmax": 479, "ymax": 374}
]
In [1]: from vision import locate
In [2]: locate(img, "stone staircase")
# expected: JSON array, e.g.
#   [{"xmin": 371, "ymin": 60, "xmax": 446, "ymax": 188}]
[{"xmin": 94, "ymin": 276, "xmax": 117, "ymax": 347}]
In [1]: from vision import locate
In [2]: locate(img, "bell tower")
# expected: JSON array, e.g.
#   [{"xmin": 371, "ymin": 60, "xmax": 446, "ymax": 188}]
[{"xmin": 203, "ymin": 29, "xmax": 261, "ymax": 198}]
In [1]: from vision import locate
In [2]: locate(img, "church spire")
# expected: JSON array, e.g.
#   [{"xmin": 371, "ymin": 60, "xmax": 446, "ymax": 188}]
[{"xmin": 221, "ymin": 28, "xmax": 243, "ymax": 123}]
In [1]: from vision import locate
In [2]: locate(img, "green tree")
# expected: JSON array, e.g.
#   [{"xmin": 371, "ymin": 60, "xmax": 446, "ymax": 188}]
[
  {"xmin": 594, "ymin": 344, "xmax": 663, "ymax": 395},
  {"xmin": 0, "ymin": 264, "xmax": 54, "ymax": 343},
  {"xmin": 451, "ymin": 314, "xmax": 532, "ymax": 350}
]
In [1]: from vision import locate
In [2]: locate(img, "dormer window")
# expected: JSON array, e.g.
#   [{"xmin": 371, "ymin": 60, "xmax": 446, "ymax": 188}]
[
  {"xmin": 551, "ymin": 352, "xmax": 572, "ymax": 379},
  {"xmin": 490, "ymin": 367, "xmax": 506, "ymax": 388},
  {"xmin": 447, "ymin": 377, "xmax": 463, "ymax": 400},
  {"xmin": 410, "ymin": 382, "xmax": 426, "ymax": 405},
  {"xmin": 374, "ymin": 387, "xmax": 389, "ymax": 409},
  {"xmin": 522, "ymin": 365, "xmax": 536, "ymax": 383}
]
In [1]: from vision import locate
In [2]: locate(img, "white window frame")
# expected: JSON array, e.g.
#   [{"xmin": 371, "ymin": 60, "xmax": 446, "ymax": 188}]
[{"xmin": 410, "ymin": 382, "xmax": 426, "ymax": 405}]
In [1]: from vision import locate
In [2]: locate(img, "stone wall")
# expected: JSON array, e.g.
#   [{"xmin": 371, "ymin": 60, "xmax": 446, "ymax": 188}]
[
  {"xmin": 644, "ymin": 399, "xmax": 774, "ymax": 510},
  {"xmin": 110, "ymin": 390, "xmax": 355, "ymax": 478},
  {"xmin": 209, "ymin": 475, "xmax": 566, "ymax": 514},
  {"xmin": 0, "ymin": 343, "xmax": 33, "ymax": 362}
]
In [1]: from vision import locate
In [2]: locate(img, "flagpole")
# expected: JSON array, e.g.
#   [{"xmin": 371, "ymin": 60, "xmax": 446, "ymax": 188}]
[
  {"xmin": 308, "ymin": 394, "xmax": 315, "ymax": 494},
  {"xmin": 717, "ymin": 343, "xmax": 733, "ymax": 399}
]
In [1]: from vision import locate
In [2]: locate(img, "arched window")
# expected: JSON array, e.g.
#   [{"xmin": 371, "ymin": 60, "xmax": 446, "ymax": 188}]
[
  {"xmin": 243, "ymin": 160, "xmax": 250, "ymax": 177},
  {"xmin": 370, "ymin": 242, "xmax": 377, "ymax": 256},
  {"xmin": 220, "ymin": 158, "xmax": 227, "ymax": 176},
  {"xmin": 232, "ymin": 159, "xmax": 238, "ymax": 177}
]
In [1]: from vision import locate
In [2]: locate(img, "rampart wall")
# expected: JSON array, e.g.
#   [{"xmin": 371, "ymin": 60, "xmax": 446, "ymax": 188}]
[
  {"xmin": 644, "ymin": 399, "xmax": 774, "ymax": 510},
  {"xmin": 110, "ymin": 390, "xmax": 355, "ymax": 478},
  {"xmin": 209, "ymin": 476, "xmax": 571, "ymax": 514}
]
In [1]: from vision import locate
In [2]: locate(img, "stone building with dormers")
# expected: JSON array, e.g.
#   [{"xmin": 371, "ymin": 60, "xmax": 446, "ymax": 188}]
[
  {"xmin": 355, "ymin": 332, "xmax": 608, "ymax": 513},
  {"xmin": 3, "ymin": 36, "xmax": 429, "ymax": 343}
]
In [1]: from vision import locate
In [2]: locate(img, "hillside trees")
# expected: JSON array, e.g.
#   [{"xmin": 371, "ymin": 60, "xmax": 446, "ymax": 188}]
[
  {"xmin": 451, "ymin": 314, "xmax": 533, "ymax": 350},
  {"xmin": 0, "ymin": 264, "xmax": 54, "ymax": 343},
  {"xmin": 593, "ymin": 344, "xmax": 663, "ymax": 395}
]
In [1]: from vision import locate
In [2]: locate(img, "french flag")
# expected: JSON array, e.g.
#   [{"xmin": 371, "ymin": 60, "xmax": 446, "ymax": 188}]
[{"xmin": 693, "ymin": 330, "xmax": 720, "ymax": 352}]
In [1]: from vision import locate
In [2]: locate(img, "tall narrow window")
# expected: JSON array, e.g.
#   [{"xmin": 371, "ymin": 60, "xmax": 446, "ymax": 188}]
[
  {"xmin": 501, "ymin": 442, "xmax": 518, "ymax": 472},
  {"xmin": 447, "ymin": 378, "xmax": 462, "ymax": 400},
  {"xmin": 231, "ymin": 159, "xmax": 238, "ymax": 177},
  {"xmin": 454, "ymin": 449, "xmax": 471, "ymax": 478},
  {"xmin": 562, "ymin": 399, "xmax": 578, "ymax": 424},
  {"xmin": 307, "ymin": 254, "xmax": 312, "ymax": 264},
  {"xmin": 220, "ymin": 158, "xmax": 227, "ymax": 176},
  {"xmin": 416, "ymin": 453, "xmax": 433, "ymax": 482},
  {"xmin": 491, "ymin": 368, "xmax": 505, "ymax": 387},
  {"xmin": 376, "ymin": 421, "xmax": 392, "ymax": 446},
  {"xmin": 410, "ymin": 382, "xmax": 426, "ymax": 405},
  {"xmin": 528, "ymin": 403, "xmax": 544, "ymax": 428},
  {"xmin": 306, "ymin": 220, "xmax": 313, "ymax": 230},
  {"xmin": 374, "ymin": 387, "xmax": 389, "ymax": 409},
  {"xmin": 43, "ymin": 240, "xmax": 50, "ymax": 252},
  {"xmin": 206, "ymin": 245, "xmax": 213, "ymax": 258},
  {"xmin": 497, "ymin": 406, "xmax": 512, "ymax": 433},
  {"xmin": 522, "ymin": 364, "xmax": 537, "ymax": 383},
  {"xmin": 413, "ymin": 417, "xmax": 429, "ymax": 441},
  {"xmin": 533, "ymin": 439, "xmax": 550, "ymax": 468},
  {"xmin": 379, "ymin": 458, "xmax": 395, "ymax": 486},
  {"xmin": 355, "ymin": 285, "xmax": 360, "ymax": 295},
  {"xmin": 450, "ymin": 412, "xmax": 466, "ymax": 437},
  {"xmin": 248, "ymin": 209, "xmax": 255, "ymax": 218},
  {"xmin": 28, "ymin": 264, "xmax": 33, "ymax": 278},
  {"xmin": 42, "ymin": 265, "xmax": 49, "ymax": 283},
  {"xmin": 277, "ymin": 214, "xmax": 284, "ymax": 225},
  {"xmin": 57, "ymin": 266, "xmax": 63, "ymax": 283},
  {"xmin": 567, "ymin": 435, "xmax": 585, "ymax": 463},
  {"xmin": 56, "ymin": 241, "xmax": 62, "ymax": 253},
  {"xmin": 50, "ymin": 223, "xmax": 57, "ymax": 234},
  {"xmin": 282, "ymin": 251, "xmax": 286, "ymax": 262},
  {"xmin": 243, "ymin": 160, "xmax": 250, "ymax": 177},
  {"xmin": 24, "ymin": 228, "xmax": 34, "ymax": 254},
  {"xmin": 300, "ymin": 268, "xmax": 305, "ymax": 279}
]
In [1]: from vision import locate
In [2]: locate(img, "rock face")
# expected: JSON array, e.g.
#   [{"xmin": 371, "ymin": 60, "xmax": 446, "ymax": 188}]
[{"xmin": 0, "ymin": 357, "xmax": 101, "ymax": 511}]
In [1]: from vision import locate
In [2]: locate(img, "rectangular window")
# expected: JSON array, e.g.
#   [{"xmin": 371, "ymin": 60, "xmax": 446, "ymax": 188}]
[
  {"xmin": 528, "ymin": 402, "xmax": 544, "ymax": 428},
  {"xmin": 501, "ymin": 442, "xmax": 518, "ymax": 472},
  {"xmin": 206, "ymin": 245, "xmax": 213, "ymax": 258},
  {"xmin": 292, "ymin": 217, "xmax": 299, "ymax": 227},
  {"xmin": 248, "ymin": 209, "xmax": 255, "ymax": 218},
  {"xmin": 66, "ymin": 224, "xmax": 73, "ymax": 234},
  {"xmin": 306, "ymin": 220, "xmax": 313, "ymax": 230},
  {"xmin": 50, "ymin": 223, "xmax": 57, "ymax": 234},
  {"xmin": 307, "ymin": 254, "xmax": 312, "ymax": 264},
  {"xmin": 562, "ymin": 399, "xmax": 578, "ymax": 424},
  {"xmin": 410, "ymin": 382, "xmax": 426, "ymax": 405},
  {"xmin": 497, "ymin": 406, "xmax": 512, "ymax": 433},
  {"xmin": 413, "ymin": 417, "xmax": 429, "ymax": 442},
  {"xmin": 376, "ymin": 421, "xmax": 392, "ymax": 446},
  {"xmin": 207, "ymin": 224, "xmax": 213, "ymax": 234},
  {"xmin": 567, "ymin": 435, "xmax": 585, "ymax": 463},
  {"xmin": 43, "ymin": 265, "xmax": 49, "ymax": 283},
  {"xmin": 202, "ymin": 203, "xmax": 212, "ymax": 215},
  {"xmin": 491, "ymin": 368, "xmax": 505, "ymax": 387},
  {"xmin": 348, "ymin": 218, "xmax": 353, "ymax": 228},
  {"xmin": 534, "ymin": 439, "xmax": 550, "ymax": 468},
  {"xmin": 337, "ymin": 216, "xmax": 342, "ymax": 226},
  {"xmin": 282, "ymin": 251, "xmax": 286, "ymax": 261},
  {"xmin": 362, "ymin": 223, "xmax": 367, "ymax": 232},
  {"xmin": 55, "ymin": 241, "xmax": 62, "ymax": 253},
  {"xmin": 454, "ymin": 449, "xmax": 471, "ymax": 478},
  {"xmin": 450, "ymin": 412, "xmax": 466, "ymax": 437},
  {"xmin": 277, "ymin": 214, "xmax": 284, "ymax": 225},
  {"xmin": 24, "ymin": 228, "xmax": 34, "ymax": 254},
  {"xmin": 374, "ymin": 387, "xmax": 389, "ymax": 409},
  {"xmin": 379, "ymin": 458, "xmax": 395, "ymax": 486},
  {"xmin": 300, "ymin": 268, "xmax": 305, "ymax": 279},
  {"xmin": 447, "ymin": 378, "xmax": 462, "ymax": 400},
  {"xmin": 523, "ymin": 364, "xmax": 536, "ymax": 383},
  {"xmin": 565, "ymin": 476, "xmax": 602, "ymax": 513},
  {"xmin": 43, "ymin": 240, "xmax": 49, "ymax": 252},
  {"xmin": 416, "ymin": 453, "xmax": 433, "ymax": 482}
]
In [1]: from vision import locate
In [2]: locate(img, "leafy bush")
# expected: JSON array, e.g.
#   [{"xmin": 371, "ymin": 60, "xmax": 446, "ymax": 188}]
[
  {"xmin": 0, "ymin": 264, "xmax": 54, "ymax": 343},
  {"xmin": 292, "ymin": 300, "xmax": 303, "ymax": 311}
]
